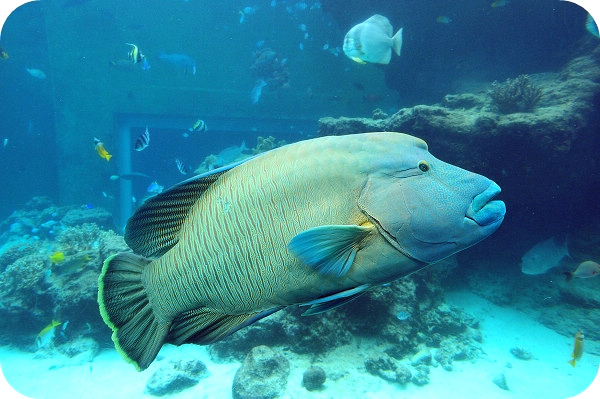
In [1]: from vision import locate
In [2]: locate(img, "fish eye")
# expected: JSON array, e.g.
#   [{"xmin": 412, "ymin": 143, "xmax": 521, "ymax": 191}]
[{"xmin": 418, "ymin": 160, "xmax": 430, "ymax": 172}]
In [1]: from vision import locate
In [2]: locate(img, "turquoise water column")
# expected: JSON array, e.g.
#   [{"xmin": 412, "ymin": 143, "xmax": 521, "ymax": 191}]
[{"xmin": 118, "ymin": 123, "xmax": 132, "ymax": 230}]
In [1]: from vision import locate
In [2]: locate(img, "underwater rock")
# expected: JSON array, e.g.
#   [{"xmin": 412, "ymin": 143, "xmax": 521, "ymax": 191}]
[
  {"xmin": 424, "ymin": 304, "xmax": 470, "ymax": 336},
  {"xmin": 410, "ymin": 349, "xmax": 432, "ymax": 366},
  {"xmin": 252, "ymin": 136, "xmax": 287, "ymax": 154},
  {"xmin": 57, "ymin": 336, "xmax": 99, "ymax": 359},
  {"xmin": 232, "ymin": 345, "xmax": 290, "ymax": 399},
  {"xmin": 302, "ymin": 365, "xmax": 326, "ymax": 391},
  {"xmin": 364, "ymin": 355, "xmax": 399, "ymax": 382},
  {"xmin": 60, "ymin": 207, "xmax": 113, "ymax": 228},
  {"xmin": 371, "ymin": 108, "xmax": 389, "ymax": 120},
  {"xmin": 210, "ymin": 306, "xmax": 353, "ymax": 362},
  {"xmin": 434, "ymin": 348, "xmax": 454, "ymax": 371},
  {"xmin": 510, "ymin": 347, "xmax": 533, "ymax": 360},
  {"xmin": 493, "ymin": 372, "xmax": 509, "ymax": 391},
  {"xmin": 489, "ymin": 74, "xmax": 543, "ymax": 113},
  {"xmin": 411, "ymin": 365, "xmax": 430, "ymax": 386},
  {"xmin": 0, "ymin": 242, "xmax": 38, "ymax": 273},
  {"xmin": 395, "ymin": 365, "xmax": 412, "ymax": 384},
  {"xmin": 145, "ymin": 356, "xmax": 209, "ymax": 396}
]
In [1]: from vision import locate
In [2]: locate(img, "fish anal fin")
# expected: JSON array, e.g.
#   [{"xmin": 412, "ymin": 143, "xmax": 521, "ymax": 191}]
[
  {"xmin": 167, "ymin": 307, "xmax": 283, "ymax": 345},
  {"xmin": 288, "ymin": 224, "xmax": 374, "ymax": 277},
  {"xmin": 301, "ymin": 284, "xmax": 370, "ymax": 315}
]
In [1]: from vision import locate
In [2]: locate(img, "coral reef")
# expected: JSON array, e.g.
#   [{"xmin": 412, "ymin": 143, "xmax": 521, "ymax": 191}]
[
  {"xmin": 489, "ymin": 74, "xmax": 543, "ymax": 113},
  {"xmin": 252, "ymin": 136, "xmax": 287, "ymax": 154},
  {"xmin": 0, "ymin": 198, "xmax": 126, "ymax": 348}
]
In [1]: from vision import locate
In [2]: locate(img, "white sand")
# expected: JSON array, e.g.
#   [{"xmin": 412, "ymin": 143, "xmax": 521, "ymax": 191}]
[{"xmin": 0, "ymin": 290, "xmax": 599, "ymax": 399}]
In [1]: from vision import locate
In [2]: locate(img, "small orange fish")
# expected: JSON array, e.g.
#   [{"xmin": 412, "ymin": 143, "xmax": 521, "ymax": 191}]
[
  {"xmin": 568, "ymin": 331, "xmax": 584, "ymax": 367},
  {"xmin": 564, "ymin": 260, "xmax": 600, "ymax": 282},
  {"xmin": 94, "ymin": 137, "xmax": 112, "ymax": 161}
]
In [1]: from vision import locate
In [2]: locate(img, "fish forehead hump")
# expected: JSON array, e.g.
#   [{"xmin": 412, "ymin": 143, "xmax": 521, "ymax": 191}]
[
  {"xmin": 277, "ymin": 132, "xmax": 429, "ymax": 173},
  {"xmin": 363, "ymin": 14, "xmax": 394, "ymax": 37}
]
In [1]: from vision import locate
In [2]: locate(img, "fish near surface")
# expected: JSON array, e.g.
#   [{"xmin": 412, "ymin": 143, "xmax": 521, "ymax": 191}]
[{"xmin": 98, "ymin": 132, "xmax": 506, "ymax": 370}]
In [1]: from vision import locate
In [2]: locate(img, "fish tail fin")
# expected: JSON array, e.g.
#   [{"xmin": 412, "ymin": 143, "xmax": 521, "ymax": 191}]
[
  {"xmin": 563, "ymin": 271, "xmax": 574, "ymax": 282},
  {"xmin": 392, "ymin": 27, "xmax": 403, "ymax": 56},
  {"xmin": 568, "ymin": 358, "xmax": 576, "ymax": 367},
  {"xmin": 98, "ymin": 252, "xmax": 170, "ymax": 371}
]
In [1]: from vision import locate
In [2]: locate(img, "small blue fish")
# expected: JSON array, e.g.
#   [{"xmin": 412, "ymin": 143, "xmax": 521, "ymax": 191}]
[
  {"xmin": 176, "ymin": 159, "xmax": 189, "ymax": 175},
  {"xmin": 396, "ymin": 311, "xmax": 411, "ymax": 321},
  {"xmin": 147, "ymin": 181, "xmax": 164, "ymax": 194}
]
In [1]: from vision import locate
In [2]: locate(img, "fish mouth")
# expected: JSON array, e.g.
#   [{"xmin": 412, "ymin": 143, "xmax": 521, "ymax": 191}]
[{"xmin": 465, "ymin": 182, "xmax": 506, "ymax": 227}]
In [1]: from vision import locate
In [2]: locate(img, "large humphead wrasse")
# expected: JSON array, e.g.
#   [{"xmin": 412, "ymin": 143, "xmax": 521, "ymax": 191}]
[{"xmin": 98, "ymin": 132, "xmax": 506, "ymax": 370}]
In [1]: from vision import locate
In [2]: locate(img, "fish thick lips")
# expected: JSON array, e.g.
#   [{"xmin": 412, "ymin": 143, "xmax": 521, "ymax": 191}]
[{"xmin": 466, "ymin": 182, "xmax": 505, "ymax": 226}]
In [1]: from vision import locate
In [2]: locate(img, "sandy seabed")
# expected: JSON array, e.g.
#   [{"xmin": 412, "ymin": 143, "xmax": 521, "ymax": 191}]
[{"xmin": 1, "ymin": 290, "xmax": 599, "ymax": 399}]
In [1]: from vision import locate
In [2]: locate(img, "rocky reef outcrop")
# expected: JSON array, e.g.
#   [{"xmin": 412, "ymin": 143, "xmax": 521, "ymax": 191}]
[
  {"xmin": 0, "ymin": 197, "xmax": 126, "ymax": 349},
  {"xmin": 318, "ymin": 45, "xmax": 600, "ymax": 250},
  {"xmin": 232, "ymin": 345, "xmax": 290, "ymax": 399},
  {"xmin": 145, "ymin": 356, "xmax": 210, "ymax": 396}
]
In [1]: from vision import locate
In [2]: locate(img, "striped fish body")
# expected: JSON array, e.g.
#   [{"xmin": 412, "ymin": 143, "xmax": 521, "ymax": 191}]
[
  {"xmin": 144, "ymin": 136, "xmax": 421, "ymax": 319},
  {"xmin": 99, "ymin": 132, "xmax": 505, "ymax": 370}
]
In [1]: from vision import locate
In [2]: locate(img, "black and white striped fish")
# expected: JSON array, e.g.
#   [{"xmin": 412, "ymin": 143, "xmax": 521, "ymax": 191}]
[
  {"xmin": 175, "ymin": 158, "xmax": 188, "ymax": 175},
  {"xmin": 134, "ymin": 126, "xmax": 150, "ymax": 151}
]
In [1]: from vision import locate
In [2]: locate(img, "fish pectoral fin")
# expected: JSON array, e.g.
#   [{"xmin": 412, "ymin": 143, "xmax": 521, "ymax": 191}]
[
  {"xmin": 288, "ymin": 224, "xmax": 374, "ymax": 277},
  {"xmin": 167, "ymin": 306, "xmax": 283, "ymax": 345},
  {"xmin": 300, "ymin": 284, "xmax": 370, "ymax": 315}
]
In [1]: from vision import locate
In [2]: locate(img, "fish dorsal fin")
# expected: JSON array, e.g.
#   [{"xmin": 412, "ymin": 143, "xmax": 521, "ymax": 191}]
[
  {"xmin": 288, "ymin": 224, "xmax": 374, "ymax": 277},
  {"xmin": 125, "ymin": 160, "xmax": 250, "ymax": 257}
]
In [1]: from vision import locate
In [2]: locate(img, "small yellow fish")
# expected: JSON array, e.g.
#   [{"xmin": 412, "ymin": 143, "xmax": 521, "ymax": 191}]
[
  {"xmin": 126, "ymin": 43, "xmax": 144, "ymax": 64},
  {"xmin": 56, "ymin": 253, "xmax": 93, "ymax": 275},
  {"xmin": 568, "ymin": 331, "xmax": 584, "ymax": 367},
  {"xmin": 94, "ymin": 137, "xmax": 112, "ymax": 161},
  {"xmin": 436, "ymin": 16, "xmax": 452, "ymax": 24},
  {"xmin": 49, "ymin": 251, "xmax": 65, "ymax": 264},
  {"xmin": 564, "ymin": 260, "xmax": 600, "ymax": 282},
  {"xmin": 0, "ymin": 47, "xmax": 8, "ymax": 60},
  {"xmin": 36, "ymin": 320, "xmax": 61, "ymax": 348}
]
